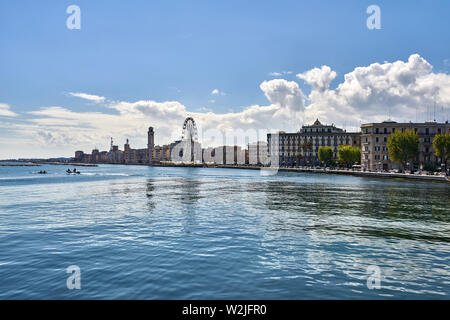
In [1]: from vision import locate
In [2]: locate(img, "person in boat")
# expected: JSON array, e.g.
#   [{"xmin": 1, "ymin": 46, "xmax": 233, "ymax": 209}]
[{"xmin": 66, "ymin": 169, "xmax": 72, "ymax": 174}]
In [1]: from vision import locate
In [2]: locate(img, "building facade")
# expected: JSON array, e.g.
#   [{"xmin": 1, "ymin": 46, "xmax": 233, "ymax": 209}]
[
  {"xmin": 248, "ymin": 141, "xmax": 268, "ymax": 165},
  {"xmin": 267, "ymin": 119, "xmax": 361, "ymax": 167},
  {"xmin": 361, "ymin": 120, "xmax": 450, "ymax": 171}
]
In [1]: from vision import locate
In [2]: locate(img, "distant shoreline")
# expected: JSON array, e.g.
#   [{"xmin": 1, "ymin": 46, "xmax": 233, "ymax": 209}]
[
  {"xmin": 2, "ymin": 160, "xmax": 448, "ymax": 183},
  {"xmin": 0, "ymin": 163, "xmax": 41, "ymax": 167}
]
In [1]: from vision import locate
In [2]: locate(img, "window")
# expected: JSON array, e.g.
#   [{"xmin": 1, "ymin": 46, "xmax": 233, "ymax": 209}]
[
  {"xmin": 392, "ymin": 128, "xmax": 395, "ymax": 133},
  {"xmin": 376, "ymin": 128, "xmax": 379, "ymax": 134},
  {"xmin": 376, "ymin": 137, "xmax": 379, "ymax": 143},
  {"xmin": 384, "ymin": 137, "xmax": 387, "ymax": 142},
  {"xmin": 384, "ymin": 128, "xmax": 387, "ymax": 134}
]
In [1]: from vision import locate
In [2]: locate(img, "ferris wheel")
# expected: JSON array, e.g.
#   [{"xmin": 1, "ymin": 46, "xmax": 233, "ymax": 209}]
[{"xmin": 181, "ymin": 117, "xmax": 198, "ymax": 142}]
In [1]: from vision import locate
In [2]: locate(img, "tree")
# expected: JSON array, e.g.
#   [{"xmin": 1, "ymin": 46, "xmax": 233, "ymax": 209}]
[
  {"xmin": 387, "ymin": 130, "xmax": 419, "ymax": 171},
  {"xmin": 301, "ymin": 141, "xmax": 313, "ymax": 166},
  {"xmin": 318, "ymin": 146, "xmax": 333, "ymax": 167},
  {"xmin": 301, "ymin": 141, "xmax": 312, "ymax": 151},
  {"xmin": 295, "ymin": 152, "xmax": 303, "ymax": 165},
  {"xmin": 338, "ymin": 145, "xmax": 361, "ymax": 168},
  {"xmin": 433, "ymin": 133, "xmax": 450, "ymax": 173}
]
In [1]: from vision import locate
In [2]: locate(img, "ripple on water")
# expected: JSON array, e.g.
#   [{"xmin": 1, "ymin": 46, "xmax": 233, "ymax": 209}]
[{"xmin": 0, "ymin": 165, "xmax": 449, "ymax": 299}]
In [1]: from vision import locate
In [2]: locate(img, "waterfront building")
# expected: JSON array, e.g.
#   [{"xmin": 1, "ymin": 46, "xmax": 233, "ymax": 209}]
[
  {"xmin": 74, "ymin": 151, "xmax": 84, "ymax": 161},
  {"xmin": 248, "ymin": 141, "xmax": 268, "ymax": 165},
  {"xmin": 74, "ymin": 126, "xmax": 175, "ymax": 165},
  {"xmin": 361, "ymin": 120, "xmax": 450, "ymax": 171},
  {"xmin": 201, "ymin": 145, "xmax": 246, "ymax": 165},
  {"xmin": 235, "ymin": 146, "xmax": 246, "ymax": 165},
  {"xmin": 151, "ymin": 145, "xmax": 171, "ymax": 163},
  {"xmin": 213, "ymin": 146, "xmax": 225, "ymax": 164},
  {"xmin": 224, "ymin": 146, "xmax": 235, "ymax": 165},
  {"xmin": 202, "ymin": 147, "xmax": 215, "ymax": 163},
  {"xmin": 108, "ymin": 143, "xmax": 124, "ymax": 163},
  {"xmin": 267, "ymin": 119, "xmax": 361, "ymax": 167}
]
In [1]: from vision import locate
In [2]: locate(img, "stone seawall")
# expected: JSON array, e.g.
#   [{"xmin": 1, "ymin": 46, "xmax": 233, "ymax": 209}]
[{"xmin": 216, "ymin": 165, "xmax": 450, "ymax": 183}]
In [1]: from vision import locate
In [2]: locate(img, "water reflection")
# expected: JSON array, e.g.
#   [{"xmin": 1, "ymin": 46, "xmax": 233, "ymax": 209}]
[
  {"xmin": 146, "ymin": 179, "xmax": 155, "ymax": 212},
  {"xmin": 255, "ymin": 177, "xmax": 450, "ymax": 297},
  {"xmin": 1, "ymin": 164, "xmax": 449, "ymax": 299}
]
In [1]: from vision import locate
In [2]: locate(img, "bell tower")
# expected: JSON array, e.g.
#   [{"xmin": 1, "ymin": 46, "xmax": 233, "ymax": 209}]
[
  {"xmin": 147, "ymin": 127, "xmax": 154, "ymax": 163},
  {"xmin": 148, "ymin": 127, "xmax": 154, "ymax": 149}
]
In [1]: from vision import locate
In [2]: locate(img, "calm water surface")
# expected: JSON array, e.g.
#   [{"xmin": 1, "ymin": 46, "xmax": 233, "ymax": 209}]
[{"xmin": 0, "ymin": 164, "xmax": 449, "ymax": 299}]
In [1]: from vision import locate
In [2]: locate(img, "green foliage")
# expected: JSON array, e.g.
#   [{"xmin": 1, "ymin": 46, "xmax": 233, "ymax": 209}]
[
  {"xmin": 422, "ymin": 162, "xmax": 438, "ymax": 172},
  {"xmin": 301, "ymin": 141, "xmax": 312, "ymax": 151},
  {"xmin": 433, "ymin": 133, "xmax": 450, "ymax": 159},
  {"xmin": 433, "ymin": 133, "xmax": 450, "ymax": 171},
  {"xmin": 318, "ymin": 146, "xmax": 333, "ymax": 166},
  {"xmin": 387, "ymin": 130, "xmax": 419, "ymax": 169},
  {"xmin": 337, "ymin": 145, "xmax": 361, "ymax": 167}
]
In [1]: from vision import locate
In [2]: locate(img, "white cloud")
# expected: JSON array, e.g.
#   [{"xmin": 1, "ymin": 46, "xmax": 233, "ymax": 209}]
[
  {"xmin": 211, "ymin": 89, "xmax": 225, "ymax": 96},
  {"xmin": 300, "ymin": 54, "xmax": 450, "ymax": 130},
  {"xmin": 0, "ymin": 79, "xmax": 306, "ymax": 158},
  {"xmin": 259, "ymin": 79, "xmax": 305, "ymax": 116},
  {"xmin": 69, "ymin": 92, "xmax": 106, "ymax": 102},
  {"xmin": 296, "ymin": 65, "xmax": 337, "ymax": 91},
  {"xmin": 269, "ymin": 71, "xmax": 293, "ymax": 77},
  {"xmin": 0, "ymin": 103, "xmax": 17, "ymax": 117},
  {"xmin": 2, "ymin": 54, "xmax": 450, "ymax": 159}
]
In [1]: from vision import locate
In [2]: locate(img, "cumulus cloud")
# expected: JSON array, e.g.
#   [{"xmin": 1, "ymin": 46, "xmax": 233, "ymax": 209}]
[
  {"xmin": 260, "ymin": 79, "xmax": 305, "ymax": 112},
  {"xmin": 2, "ymin": 54, "xmax": 450, "ymax": 159},
  {"xmin": 297, "ymin": 65, "xmax": 337, "ymax": 91},
  {"xmin": 300, "ymin": 54, "xmax": 450, "ymax": 130},
  {"xmin": 0, "ymin": 103, "xmax": 17, "ymax": 117},
  {"xmin": 69, "ymin": 92, "xmax": 106, "ymax": 102},
  {"xmin": 1, "ymin": 79, "xmax": 306, "ymax": 158}
]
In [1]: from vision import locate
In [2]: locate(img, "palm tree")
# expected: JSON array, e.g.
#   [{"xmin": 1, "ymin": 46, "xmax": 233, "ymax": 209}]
[{"xmin": 301, "ymin": 141, "xmax": 313, "ymax": 166}]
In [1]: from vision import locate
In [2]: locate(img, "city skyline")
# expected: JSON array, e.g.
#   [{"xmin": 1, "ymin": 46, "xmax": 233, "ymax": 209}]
[{"xmin": 1, "ymin": 1, "xmax": 450, "ymax": 158}]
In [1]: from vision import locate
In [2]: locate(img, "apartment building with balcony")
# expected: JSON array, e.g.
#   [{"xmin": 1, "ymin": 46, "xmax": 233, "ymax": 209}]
[{"xmin": 361, "ymin": 120, "xmax": 450, "ymax": 171}]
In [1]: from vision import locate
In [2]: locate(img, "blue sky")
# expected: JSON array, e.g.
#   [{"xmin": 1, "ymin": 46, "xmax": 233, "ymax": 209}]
[
  {"xmin": 1, "ymin": 0, "xmax": 449, "ymax": 113},
  {"xmin": 0, "ymin": 0, "xmax": 450, "ymax": 158}
]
